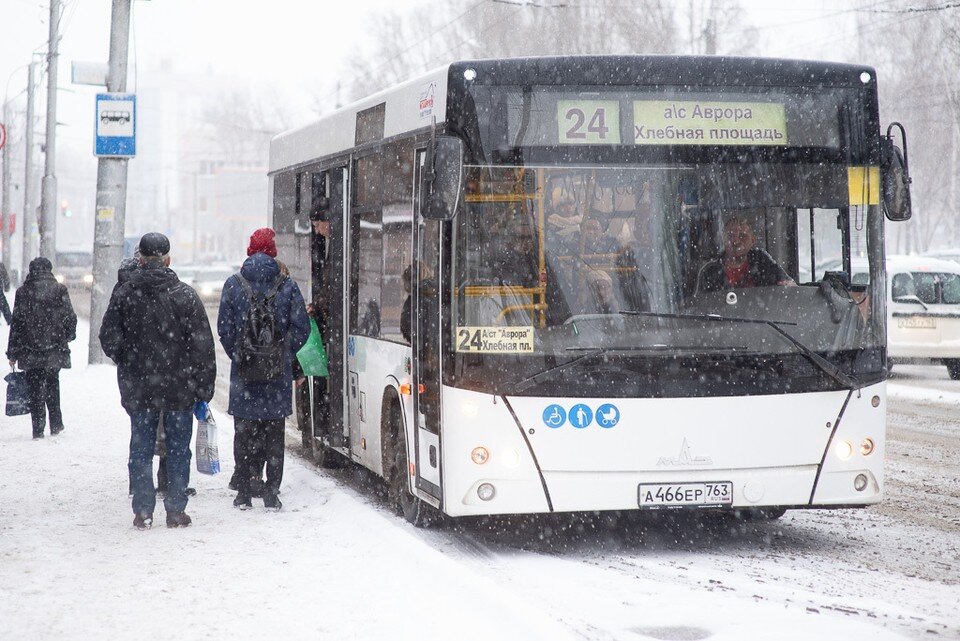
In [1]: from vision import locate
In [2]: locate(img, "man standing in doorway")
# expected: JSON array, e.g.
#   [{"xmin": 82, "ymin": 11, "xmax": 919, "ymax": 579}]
[
  {"xmin": 218, "ymin": 228, "xmax": 310, "ymax": 510},
  {"xmin": 100, "ymin": 233, "xmax": 216, "ymax": 529}
]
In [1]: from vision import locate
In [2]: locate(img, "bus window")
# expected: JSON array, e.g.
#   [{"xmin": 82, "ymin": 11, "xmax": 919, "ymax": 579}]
[
  {"xmin": 796, "ymin": 208, "xmax": 844, "ymax": 283},
  {"xmin": 350, "ymin": 154, "xmax": 383, "ymax": 337},
  {"xmin": 272, "ymin": 170, "xmax": 297, "ymax": 234},
  {"xmin": 380, "ymin": 140, "xmax": 415, "ymax": 343}
]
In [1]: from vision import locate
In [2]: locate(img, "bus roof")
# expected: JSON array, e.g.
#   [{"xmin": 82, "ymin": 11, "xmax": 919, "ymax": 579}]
[{"xmin": 269, "ymin": 65, "xmax": 450, "ymax": 173}]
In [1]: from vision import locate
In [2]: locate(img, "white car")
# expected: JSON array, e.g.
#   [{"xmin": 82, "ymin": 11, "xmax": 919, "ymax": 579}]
[{"xmin": 885, "ymin": 255, "xmax": 960, "ymax": 379}]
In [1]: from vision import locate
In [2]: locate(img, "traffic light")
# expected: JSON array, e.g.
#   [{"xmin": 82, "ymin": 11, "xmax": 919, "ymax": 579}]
[{"xmin": 60, "ymin": 199, "xmax": 72, "ymax": 218}]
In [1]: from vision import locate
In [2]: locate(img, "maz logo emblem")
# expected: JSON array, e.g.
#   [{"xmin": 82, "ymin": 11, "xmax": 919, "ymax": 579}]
[{"xmin": 656, "ymin": 438, "xmax": 713, "ymax": 467}]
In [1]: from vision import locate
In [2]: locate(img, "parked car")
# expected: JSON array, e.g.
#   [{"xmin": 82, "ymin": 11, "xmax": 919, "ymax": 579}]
[
  {"xmin": 54, "ymin": 251, "xmax": 93, "ymax": 288},
  {"xmin": 921, "ymin": 248, "xmax": 960, "ymax": 268},
  {"xmin": 885, "ymin": 255, "xmax": 960, "ymax": 379}
]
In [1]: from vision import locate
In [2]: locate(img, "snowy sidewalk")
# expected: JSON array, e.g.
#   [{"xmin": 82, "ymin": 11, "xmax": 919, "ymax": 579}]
[{"xmin": 0, "ymin": 322, "xmax": 570, "ymax": 641}]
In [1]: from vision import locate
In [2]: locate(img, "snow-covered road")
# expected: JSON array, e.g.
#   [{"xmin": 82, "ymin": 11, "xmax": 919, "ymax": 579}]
[{"xmin": 1, "ymin": 320, "xmax": 958, "ymax": 640}]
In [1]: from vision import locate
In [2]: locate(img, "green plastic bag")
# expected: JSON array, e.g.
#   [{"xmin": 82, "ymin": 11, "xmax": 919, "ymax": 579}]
[{"xmin": 296, "ymin": 318, "xmax": 329, "ymax": 377}]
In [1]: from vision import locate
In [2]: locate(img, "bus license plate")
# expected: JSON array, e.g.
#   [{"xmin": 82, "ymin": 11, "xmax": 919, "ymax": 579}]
[
  {"xmin": 897, "ymin": 316, "xmax": 936, "ymax": 329},
  {"xmin": 638, "ymin": 482, "xmax": 733, "ymax": 509}
]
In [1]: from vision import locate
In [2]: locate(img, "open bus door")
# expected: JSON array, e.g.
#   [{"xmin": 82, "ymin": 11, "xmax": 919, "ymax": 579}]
[
  {"xmin": 412, "ymin": 148, "xmax": 443, "ymax": 502},
  {"xmin": 308, "ymin": 166, "xmax": 348, "ymax": 463}
]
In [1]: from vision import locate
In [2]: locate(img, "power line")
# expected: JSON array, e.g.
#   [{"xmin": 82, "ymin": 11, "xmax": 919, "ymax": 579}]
[{"xmin": 859, "ymin": 1, "xmax": 960, "ymax": 12}]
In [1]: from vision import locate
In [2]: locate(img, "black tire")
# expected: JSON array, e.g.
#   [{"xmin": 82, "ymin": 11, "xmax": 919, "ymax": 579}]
[
  {"xmin": 385, "ymin": 401, "xmax": 436, "ymax": 527},
  {"xmin": 946, "ymin": 359, "xmax": 960, "ymax": 380}
]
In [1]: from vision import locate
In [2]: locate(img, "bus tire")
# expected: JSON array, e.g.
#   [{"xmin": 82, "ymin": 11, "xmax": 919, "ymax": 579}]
[
  {"xmin": 946, "ymin": 359, "xmax": 960, "ymax": 380},
  {"xmin": 384, "ymin": 399, "xmax": 435, "ymax": 528}
]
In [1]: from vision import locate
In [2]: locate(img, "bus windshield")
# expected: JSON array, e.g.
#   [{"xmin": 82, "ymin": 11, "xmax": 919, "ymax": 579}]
[{"xmin": 453, "ymin": 163, "xmax": 884, "ymax": 395}]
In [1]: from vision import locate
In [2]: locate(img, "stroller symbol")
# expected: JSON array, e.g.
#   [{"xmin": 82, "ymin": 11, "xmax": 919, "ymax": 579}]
[
  {"xmin": 597, "ymin": 404, "xmax": 620, "ymax": 428},
  {"xmin": 542, "ymin": 404, "xmax": 566, "ymax": 428}
]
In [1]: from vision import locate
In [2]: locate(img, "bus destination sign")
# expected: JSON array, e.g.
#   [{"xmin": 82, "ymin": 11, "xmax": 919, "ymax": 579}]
[{"xmin": 633, "ymin": 100, "xmax": 788, "ymax": 146}]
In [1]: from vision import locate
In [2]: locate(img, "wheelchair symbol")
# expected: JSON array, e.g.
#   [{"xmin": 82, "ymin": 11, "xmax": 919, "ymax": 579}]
[
  {"xmin": 596, "ymin": 403, "xmax": 620, "ymax": 428},
  {"xmin": 542, "ymin": 404, "xmax": 566, "ymax": 428}
]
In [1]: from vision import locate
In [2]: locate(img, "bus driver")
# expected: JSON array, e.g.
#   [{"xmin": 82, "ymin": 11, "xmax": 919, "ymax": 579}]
[{"xmin": 696, "ymin": 217, "xmax": 795, "ymax": 293}]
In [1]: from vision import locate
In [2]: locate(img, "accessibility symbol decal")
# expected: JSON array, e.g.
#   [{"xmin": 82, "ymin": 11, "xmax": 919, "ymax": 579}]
[
  {"xmin": 596, "ymin": 403, "xmax": 620, "ymax": 428},
  {"xmin": 569, "ymin": 404, "xmax": 593, "ymax": 429},
  {"xmin": 542, "ymin": 404, "xmax": 566, "ymax": 428}
]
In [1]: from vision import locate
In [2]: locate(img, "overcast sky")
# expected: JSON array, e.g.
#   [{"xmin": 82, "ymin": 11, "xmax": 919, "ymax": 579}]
[{"xmin": 1, "ymin": 0, "xmax": 862, "ymax": 159}]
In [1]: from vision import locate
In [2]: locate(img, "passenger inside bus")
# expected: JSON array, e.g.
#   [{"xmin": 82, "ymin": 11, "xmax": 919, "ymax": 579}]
[{"xmin": 695, "ymin": 216, "xmax": 795, "ymax": 293}]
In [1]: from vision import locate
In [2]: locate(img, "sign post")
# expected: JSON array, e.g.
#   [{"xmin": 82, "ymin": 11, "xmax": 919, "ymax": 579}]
[{"xmin": 89, "ymin": 0, "xmax": 133, "ymax": 365}]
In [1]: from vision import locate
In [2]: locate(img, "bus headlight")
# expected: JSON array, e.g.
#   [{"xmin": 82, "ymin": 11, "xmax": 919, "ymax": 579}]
[
  {"xmin": 55, "ymin": 274, "xmax": 65, "ymax": 283},
  {"xmin": 860, "ymin": 438, "xmax": 875, "ymax": 456},
  {"xmin": 471, "ymin": 446, "xmax": 489, "ymax": 465},
  {"xmin": 834, "ymin": 440, "xmax": 854, "ymax": 461},
  {"xmin": 83, "ymin": 274, "xmax": 94, "ymax": 284},
  {"xmin": 200, "ymin": 286, "xmax": 214, "ymax": 297},
  {"xmin": 477, "ymin": 483, "xmax": 496, "ymax": 501}
]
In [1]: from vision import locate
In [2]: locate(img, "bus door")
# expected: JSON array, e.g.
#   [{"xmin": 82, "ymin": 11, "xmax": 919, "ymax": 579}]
[
  {"xmin": 318, "ymin": 166, "xmax": 349, "ymax": 449},
  {"xmin": 412, "ymin": 149, "xmax": 443, "ymax": 501}
]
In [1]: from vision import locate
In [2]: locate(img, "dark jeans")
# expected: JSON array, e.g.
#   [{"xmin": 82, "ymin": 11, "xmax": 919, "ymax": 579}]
[
  {"xmin": 25, "ymin": 368, "xmax": 62, "ymax": 437},
  {"xmin": 234, "ymin": 418, "xmax": 284, "ymax": 496},
  {"xmin": 129, "ymin": 410, "xmax": 192, "ymax": 515}
]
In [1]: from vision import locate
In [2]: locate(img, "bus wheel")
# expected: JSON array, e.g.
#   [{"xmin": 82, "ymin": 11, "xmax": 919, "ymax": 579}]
[
  {"xmin": 946, "ymin": 359, "xmax": 960, "ymax": 380},
  {"xmin": 385, "ymin": 403, "xmax": 435, "ymax": 527}
]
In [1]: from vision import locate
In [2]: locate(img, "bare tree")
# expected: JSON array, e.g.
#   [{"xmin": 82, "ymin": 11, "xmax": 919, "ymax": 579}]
[
  {"xmin": 858, "ymin": 0, "xmax": 960, "ymax": 253},
  {"xmin": 341, "ymin": 0, "xmax": 765, "ymax": 103}
]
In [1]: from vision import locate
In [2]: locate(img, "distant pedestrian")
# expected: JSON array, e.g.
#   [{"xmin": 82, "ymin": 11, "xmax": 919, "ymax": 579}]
[
  {"xmin": 100, "ymin": 233, "xmax": 216, "ymax": 530},
  {"xmin": 0, "ymin": 261, "xmax": 11, "ymax": 324},
  {"xmin": 218, "ymin": 228, "xmax": 309, "ymax": 511},
  {"xmin": 5, "ymin": 257, "xmax": 77, "ymax": 439}
]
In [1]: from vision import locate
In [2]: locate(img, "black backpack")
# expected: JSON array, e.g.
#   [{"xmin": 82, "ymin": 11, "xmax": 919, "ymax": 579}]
[{"xmin": 233, "ymin": 274, "xmax": 285, "ymax": 381}]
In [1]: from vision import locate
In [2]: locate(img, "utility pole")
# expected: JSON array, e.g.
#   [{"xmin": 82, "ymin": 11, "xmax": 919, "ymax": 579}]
[
  {"xmin": 88, "ymin": 0, "xmax": 131, "ymax": 364},
  {"xmin": 39, "ymin": 0, "xmax": 60, "ymax": 263},
  {"xmin": 22, "ymin": 62, "xmax": 37, "ymax": 280}
]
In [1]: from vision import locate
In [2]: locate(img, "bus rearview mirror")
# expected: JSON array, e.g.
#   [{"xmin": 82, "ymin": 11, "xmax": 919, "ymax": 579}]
[
  {"xmin": 882, "ymin": 123, "xmax": 912, "ymax": 222},
  {"xmin": 423, "ymin": 136, "xmax": 464, "ymax": 221}
]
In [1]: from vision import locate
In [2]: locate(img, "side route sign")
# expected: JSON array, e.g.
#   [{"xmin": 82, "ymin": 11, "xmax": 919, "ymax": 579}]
[{"xmin": 94, "ymin": 93, "xmax": 136, "ymax": 157}]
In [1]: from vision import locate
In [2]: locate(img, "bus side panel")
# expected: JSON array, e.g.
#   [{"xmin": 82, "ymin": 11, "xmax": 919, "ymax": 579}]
[{"xmin": 347, "ymin": 336, "xmax": 410, "ymax": 475}]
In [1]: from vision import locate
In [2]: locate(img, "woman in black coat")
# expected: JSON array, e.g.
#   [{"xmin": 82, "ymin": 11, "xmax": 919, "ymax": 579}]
[{"xmin": 6, "ymin": 257, "xmax": 77, "ymax": 439}]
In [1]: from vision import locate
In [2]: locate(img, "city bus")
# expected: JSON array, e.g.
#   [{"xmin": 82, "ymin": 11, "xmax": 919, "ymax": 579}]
[{"xmin": 269, "ymin": 56, "xmax": 912, "ymax": 526}]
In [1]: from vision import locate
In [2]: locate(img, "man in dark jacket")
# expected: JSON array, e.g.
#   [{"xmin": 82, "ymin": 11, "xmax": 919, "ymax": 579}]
[
  {"xmin": 100, "ymin": 233, "xmax": 216, "ymax": 530},
  {"xmin": 696, "ymin": 217, "xmax": 795, "ymax": 293},
  {"xmin": 6, "ymin": 257, "xmax": 77, "ymax": 438},
  {"xmin": 218, "ymin": 228, "xmax": 309, "ymax": 510}
]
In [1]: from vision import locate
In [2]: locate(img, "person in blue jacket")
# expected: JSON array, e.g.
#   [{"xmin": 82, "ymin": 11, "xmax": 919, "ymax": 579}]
[{"xmin": 217, "ymin": 228, "xmax": 310, "ymax": 510}]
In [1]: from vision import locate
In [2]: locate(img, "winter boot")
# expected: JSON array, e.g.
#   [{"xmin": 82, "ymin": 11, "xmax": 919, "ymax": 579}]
[
  {"xmin": 233, "ymin": 493, "xmax": 253, "ymax": 510},
  {"xmin": 50, "ymin": 425, "xmax": 64, "ymax": 436},
  {"xmin": 263, "ymin": 492, "xmax": 282, "ymax": 511},
  {"xmin": 133, "ymin": 512, "xmax": 153, "ymax": 529},
  {"xmin": 165, "ymin": 511, "xmax": 192, "ymax": 528}
]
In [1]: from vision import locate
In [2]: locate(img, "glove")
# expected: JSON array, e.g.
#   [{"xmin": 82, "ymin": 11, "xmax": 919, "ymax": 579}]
[{"xmin": 193, "ymin": 401, "xmax": 210, "ymax": 421}]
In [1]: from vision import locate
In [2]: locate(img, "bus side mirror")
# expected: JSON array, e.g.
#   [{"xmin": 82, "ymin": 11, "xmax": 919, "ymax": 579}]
[
  {"xmin": 882, "ymin": 123, "xmax": 912, "ymax": 222},
  {"xmin": 423, "ymin": 136, "xmax": 464, "ymax": 221}
]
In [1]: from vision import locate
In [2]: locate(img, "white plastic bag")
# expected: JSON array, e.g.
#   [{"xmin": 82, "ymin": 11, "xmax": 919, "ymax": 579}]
[{"xmin": 195, "ymin": 413, "xmax": 221, "ymax": 475}]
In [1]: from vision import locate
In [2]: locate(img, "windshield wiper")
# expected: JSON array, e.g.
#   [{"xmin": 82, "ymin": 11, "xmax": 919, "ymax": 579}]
[
  {"xmin": 514, "ymin": 348, "xmax": 608, "ymax": 394},
  {"xmin": 620, "ymin": 311, "xmax": 859, "ymax": 391}
]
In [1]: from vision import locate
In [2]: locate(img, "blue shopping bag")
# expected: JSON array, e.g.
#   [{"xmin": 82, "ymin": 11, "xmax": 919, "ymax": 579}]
[{"xmin": 5, "ymin": 370, "xmax": 30, "ymax": 417}]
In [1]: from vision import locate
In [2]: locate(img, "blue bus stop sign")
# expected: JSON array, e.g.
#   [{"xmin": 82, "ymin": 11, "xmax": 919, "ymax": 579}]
[{"xmin": 94, "ymin": 93, "xmax": 136, "ymax": 157}]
